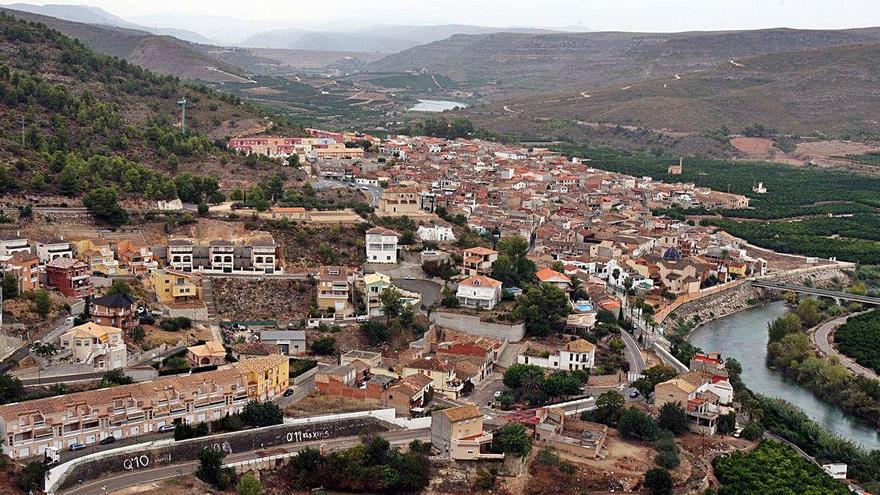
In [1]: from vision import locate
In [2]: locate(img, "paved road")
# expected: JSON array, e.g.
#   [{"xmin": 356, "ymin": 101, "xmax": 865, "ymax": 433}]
[
  {"xmin": 63, "ymin": 428, "xmax": 429, "ymax": 495},
  {"xmin": 812, "ymin": 313, "xmax": 879, "ymax": 381},
  {"xmin": 619, "ymin": 329, "xmax": 646, "ymax": 376},
  {"xmin": 469, "ymin": 372, "xmax": 505, "ymax": 408}
]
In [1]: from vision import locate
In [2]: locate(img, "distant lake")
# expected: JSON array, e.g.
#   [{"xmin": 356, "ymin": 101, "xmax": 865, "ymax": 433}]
[{"xmin": 408, "ymin": 99, "xmax": 468, "ymax": 112}]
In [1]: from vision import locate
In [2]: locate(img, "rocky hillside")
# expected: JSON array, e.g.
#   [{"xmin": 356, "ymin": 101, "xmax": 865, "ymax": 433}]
[{"xmin": 0, "ymin": 11, "xmax": 302, "ymax": 203}]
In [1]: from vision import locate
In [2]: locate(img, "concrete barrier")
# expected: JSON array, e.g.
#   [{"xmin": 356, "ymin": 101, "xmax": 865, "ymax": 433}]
[{"xmin": 430, "ymin": 312, "xmax": 525, "ymax": 342}]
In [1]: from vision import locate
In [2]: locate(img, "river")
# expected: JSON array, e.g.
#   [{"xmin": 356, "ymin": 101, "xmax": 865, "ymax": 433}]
[
  {"xmin": 408, "ymin": 99, "xmax": 468, "ymax": 112},
  {"xmin": 689, "ymin": 301, "xmax": 880, "ymax": 450}
]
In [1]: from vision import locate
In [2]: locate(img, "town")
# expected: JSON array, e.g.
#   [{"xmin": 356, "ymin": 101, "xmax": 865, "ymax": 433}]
[{"xmin": 0, "ymin": 119, "xmax": 872, "ymax": 495}]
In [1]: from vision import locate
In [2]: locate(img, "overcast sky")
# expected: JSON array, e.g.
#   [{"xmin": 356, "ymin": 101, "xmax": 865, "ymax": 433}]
[{"xmin": 2, "ymin": 0, "xmax": 879, "ymax": 32}]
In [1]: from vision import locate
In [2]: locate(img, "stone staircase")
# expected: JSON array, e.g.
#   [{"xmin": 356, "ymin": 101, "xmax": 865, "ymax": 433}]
[{"xmin": 203, "ymin": 277, "xmax": 219, "ymax": 320}]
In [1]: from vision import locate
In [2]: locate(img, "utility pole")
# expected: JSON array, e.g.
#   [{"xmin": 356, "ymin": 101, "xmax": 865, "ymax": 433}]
[{"xmin": 177, "ymin": 97, "xmax": 187, "ymax": 135}]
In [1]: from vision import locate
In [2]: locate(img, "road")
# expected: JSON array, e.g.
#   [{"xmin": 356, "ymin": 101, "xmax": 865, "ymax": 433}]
[
  {"xmin": 619, "ymin": 329, "xmax": 646, "ymax": 376},
  {"xmin": 63, "ymin": 428, "xmax": 429, "ymax": 495},
  {"xmin": 812, "ymin": 313, "xmax": 879, "ymax": 381},
  {"xmin": 313, "ymin": 179, "xmax": 380, "ymax": 208},
  {"xmin": 0, "ymin": 316, "xmax": 72, "ymax": 373}
]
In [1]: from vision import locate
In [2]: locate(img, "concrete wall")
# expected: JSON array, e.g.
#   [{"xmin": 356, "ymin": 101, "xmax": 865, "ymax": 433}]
[
  {"xmin": 52, "ymin": 416, "xmax": 392, "ymax": 493},
  {"xmin": 430, "ymin": 312, "xmax": 525, "ymax": 342}
]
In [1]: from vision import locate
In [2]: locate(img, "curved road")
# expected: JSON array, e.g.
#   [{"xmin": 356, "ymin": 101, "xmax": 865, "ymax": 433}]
[
  {"xmin": 619, "ymin": 330, "xmax": 646, "ymax": 376},
  {"xmin": 63, "ymin": 428, "xmax": 428, "ymax": 495},
  {"xmin": 812, "ymin": 313, "xmax": 879, "ymax": 381}
]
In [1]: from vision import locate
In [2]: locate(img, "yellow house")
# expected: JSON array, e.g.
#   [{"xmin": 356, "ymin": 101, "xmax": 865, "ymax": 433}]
[
  {"xmin": 74, "ymin": 238, "xmax": 120, "ymax": 275},
  {"xmin": 235, "ymin": 354, "xmax": 290, "ymax": 401},
  {"xmin": 151, "ymin": 269, "xmax": 201, "ymax": 303}
]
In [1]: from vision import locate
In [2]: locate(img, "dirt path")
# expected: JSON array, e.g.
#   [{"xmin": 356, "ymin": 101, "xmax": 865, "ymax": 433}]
[
  {"xmin": 729, "ymin": 59, "xmax": 744, "ymax": 67},
  {"xmin": 431, "ymin": 74, "xmax": 444, "ymax": 90}
]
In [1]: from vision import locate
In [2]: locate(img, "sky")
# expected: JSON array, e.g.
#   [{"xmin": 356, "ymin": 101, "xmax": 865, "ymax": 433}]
[{"xmin": 2, "ymin": 0, "xmax": 879, "ymax": 34}]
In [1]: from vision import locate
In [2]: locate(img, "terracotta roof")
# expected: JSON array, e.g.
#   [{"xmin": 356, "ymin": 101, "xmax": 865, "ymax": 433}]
[
  {"xmin": 46, "ymin": 257, "xmax": 85, "ymax": 269},
  {"xmin": 188, "ymin": 341, "xmax": 226, "ymax": 357},
  {"xmin": 405, "ymin": 357, "xmax": 451, "ymax": 372},
  {"xmin": 459, "ymin": 275, "xmax": 502, "ymax": 288},
  {"xmin": 366, "ymin": 227, "xmax": 399, "ymax": 236},
  {"xmin": 463, "ymin": 247, "xmax": 498, "ymax": 256},
  {"xmin": 536, "ymin": 267, "xmax": 571, "ymax": 284},
  {"xmin": 440, "ymin": 404, "xmax": 482, "ymax": 422},
  {"xmin": 64, "ymin": 322, "xmax": 121, "ymax": 339}
]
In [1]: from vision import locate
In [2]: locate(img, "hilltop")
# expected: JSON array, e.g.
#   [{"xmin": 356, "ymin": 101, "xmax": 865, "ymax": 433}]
[
  {"xmin": 0, "ymin": 10, "xmax": 303, "ymax": 204},
  {"xmin": 0, "ymin": 7, "xmax": 244, "ymax": 82},
  {"xmin": 463, "ymin": 42, "xmax": 880, "ymax": 143},
  {"xmin": 368, "ymin": 27, "xmax": 880, "ymax": 96}
]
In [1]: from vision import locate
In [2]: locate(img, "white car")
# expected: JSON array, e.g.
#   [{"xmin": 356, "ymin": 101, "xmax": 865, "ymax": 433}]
[
  {"xmin": 493, "ymin": 390, "xmax": 503, "ymax": 399},
  {"xmin": 403, "ymin": 275, "xmax": 415, "ymax": 280}
]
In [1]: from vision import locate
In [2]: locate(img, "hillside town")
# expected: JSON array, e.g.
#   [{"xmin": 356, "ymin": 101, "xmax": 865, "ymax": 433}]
[{"xmin": 0, "ymin": 127, "xmax": 866, "ymax": 495}]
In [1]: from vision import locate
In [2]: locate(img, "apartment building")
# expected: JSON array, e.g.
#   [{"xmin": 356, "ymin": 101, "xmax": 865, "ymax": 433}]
[
  {"xmin": 160, "ymin": 238, "xmax": 281, "ymax": 275},
  {"xmin": 317, "ymin": 266, "xmax": 352, "ymax": 316},
  {"xmin": 46, "ymin": 258, "xmax": 93, "ymax": 299},
  {"xmin": 460, "ymin": 247, "xmax": 498, "ymax": 277},
  {"xmin": 59, "ymin": 322, "xmax": 127, "ymax": 371},
  {"xmin": 365, "ymin": 228, "xmax": 399, "ymax": 264},
  {"xmin": 0, "ymin": 355, "xmax": 289, "ymax": 459},
  {"xmin": 90, "ymin": 293, "xmax": 137, "ymax": 331},
  {"xmin": 0, "ymin": 251, "xmax": 40, "ymax": 293}
]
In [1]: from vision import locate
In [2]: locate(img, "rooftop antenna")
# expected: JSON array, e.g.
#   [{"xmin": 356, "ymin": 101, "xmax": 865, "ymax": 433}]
[{"xmin": 177, "ymin": 97, "xmax": 187, "ymax": 135}]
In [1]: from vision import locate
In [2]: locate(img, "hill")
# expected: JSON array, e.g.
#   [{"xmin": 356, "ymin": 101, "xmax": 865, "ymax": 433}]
[
  {"xmin": 0, "ymin": 7, "xmax": 243, "ymax": 83},
  {"xmin": 4, "ymin": 3, "xmax": 216, "ymax": 43},
  {"xmin": 368, "ymin": 28, "xmax": 880, "ymax": 96},
  {"xmin": 239, "ymin": 24, "xmax": 560, "ymax": 53},
  {"xmin": 0, "ymin": 10, "xmax": 303, "ymax": 206},
  {"xmin": 464, "ymin": 42, "xmax": 880, "ymax": 140}
]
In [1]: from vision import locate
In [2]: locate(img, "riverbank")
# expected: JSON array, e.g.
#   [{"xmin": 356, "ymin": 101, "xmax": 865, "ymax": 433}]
[
  {"xmin": 689, "ymin": 301, "xmax": 880, "ymax": 450},
  {"xmin": 668, "ymin": 266, "xmax": 851, "ymax": 330}
]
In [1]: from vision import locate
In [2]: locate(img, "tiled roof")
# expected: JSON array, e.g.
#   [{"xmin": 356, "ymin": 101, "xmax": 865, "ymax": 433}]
[
  {"xmin": 564, "ymin": 339, "xmax": 596, "ymax": 353},
  {"xmin": 440, "ymin": 404, "xmax": 482, "ymax": 422},
  {"xmin": 459, "ymin": 275, "xmax": 502, "ymax": 288}
]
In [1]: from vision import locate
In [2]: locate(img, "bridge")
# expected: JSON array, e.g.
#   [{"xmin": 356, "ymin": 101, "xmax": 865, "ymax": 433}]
[{"xmin": 751, "ymin": 280, "xmax": 880, "ymax": 306}]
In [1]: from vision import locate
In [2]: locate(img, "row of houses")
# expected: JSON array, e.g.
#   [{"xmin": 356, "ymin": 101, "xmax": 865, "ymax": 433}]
[{"xmin": 0, "ymin": 354, "xmax": 289, "ymax": 459}]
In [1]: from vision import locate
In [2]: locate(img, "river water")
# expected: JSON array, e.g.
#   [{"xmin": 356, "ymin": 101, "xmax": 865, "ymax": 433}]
[{"xmin": 689, "ymin": 301, "xmax": 880, "ymax": 450}]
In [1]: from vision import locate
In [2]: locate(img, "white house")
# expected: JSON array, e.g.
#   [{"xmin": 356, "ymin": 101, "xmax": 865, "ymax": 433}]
[
  {"xmin": 417, "ymin": 225, "xmax": 456, "ymax": 242},
  {"xmin": 517, "ymin": 339, "xmax": 596, "ymax": 371},
  {"xmin": 456, "ymin": 275, "xmax": 503, "ymax": 310},
  {"xmin": 366, "ymin": 227, "xmax": 400, "ymax": 264},
  {"xmin": 0, "ymin": 232, "xmax": 29, "ymax": 257},
  {"xmin": 36, "ymin": 237, "xmax": 73, "ymax": 264},
  {"xmin": 60, "ymin": 322, "xmax": 127, "ymax": 371}
]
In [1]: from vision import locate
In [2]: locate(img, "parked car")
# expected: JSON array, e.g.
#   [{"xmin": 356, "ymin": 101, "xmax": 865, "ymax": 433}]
[
  {"xmin": 629, "ymin": 389, "xmax": 640, "ymax": 399},
  {"xmin": 494, "ymin": 390, "xmax": 503, "ymax": 399},
  {"xmin": 68, "ymin": 443, "xmax": 86, "ymax": 452},
  {"xmin": 283, "ymin": 388, "xmax": 295, "ymax": 397},
  {"xmin": 158, "ymin": 424, "xmax": 176, "ymax": 433},
  {"xmin": 99, "ymin": 436, "xmax": 116, "ymax": 445}
]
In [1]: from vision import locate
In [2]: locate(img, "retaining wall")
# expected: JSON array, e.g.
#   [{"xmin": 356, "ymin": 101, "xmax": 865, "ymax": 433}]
[
  {"xmin": 429, "ymin": 312, "xmax": 525, "ymax": 342},
  {"xmin": 52, "ymin": 416, "xmax": 391, "ymax": 493}
]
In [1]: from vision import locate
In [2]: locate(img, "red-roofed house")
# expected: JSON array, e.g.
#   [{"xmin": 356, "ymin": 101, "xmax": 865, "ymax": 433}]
[
  {"xmin": 536, "ymin": 267, "xmax": 572, "ymax": 291},
  {"xmin": 46, "ymin": 258, "xmax": 92, "ymax": 299}
]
